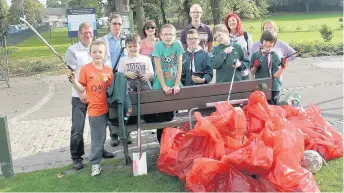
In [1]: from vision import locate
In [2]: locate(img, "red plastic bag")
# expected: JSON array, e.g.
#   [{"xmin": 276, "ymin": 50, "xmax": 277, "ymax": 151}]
[
  {"xmin": 305, "ymin": 104, "xmax": 343, "ymax": 160},
  {"xmin": 221, "ymin": 136, "xmax": 274, "ymax": 176},
  {"xmin": 259, "ymin": 122, "xmax": 320, "ymax": 192},
  {"xmin": 244, "ymin": 91, "xmax": 288, "ymax": 136},
  {"xmin": 157, "ymin": 127, "xmax": 187, "ymax": 176},
  {"xmin": 204, "ymin": 102, "xmax": 246, "ymax": 140},
  {"xmin": 175, "ymin": 112, "xmax": 226, "ymax": 181},
  {"xmin": 185, "ymin": 158, "xmax": 262, "ymax": 192}
]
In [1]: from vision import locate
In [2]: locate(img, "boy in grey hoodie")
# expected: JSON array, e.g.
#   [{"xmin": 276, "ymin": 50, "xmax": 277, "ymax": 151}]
[{"xmin": 182, "ymin": 29, "xmax": 213, "ymax": 86}]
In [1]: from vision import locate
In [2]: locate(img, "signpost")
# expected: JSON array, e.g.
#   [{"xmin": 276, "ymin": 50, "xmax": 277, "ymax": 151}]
[
  {"xmin": 67, "ymin": 8, "xmax": 97, "ymax": 38},
  {"xmin": 0, "ymin": 115, "xmax": 14, "ymax": 177}
]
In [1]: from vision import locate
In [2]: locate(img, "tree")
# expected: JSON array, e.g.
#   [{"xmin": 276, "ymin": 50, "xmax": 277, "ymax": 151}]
[
  {"xmin": 134, "ymin": 0, "xmax": 144, "ymax": 37},
  {"xmin": 106, "ymin": 0, "xmax": 129, "ymax": 13},
  {"xmin": 158, "ymin": 0, "xmax": 167, "ymax": 24},
  {"xmin": 305, "ymin": 0, "xmax": 313, "ymax": 13},
  {"xmin": 210, "ymin": 0, "xmax": 220, "ymax": 25},
  {"xmin": 8, "ymin": 0, "xmax": 23, "ymax": 24},
  {"xmin": 0, "ymin": 0, "xmax": 8, "ymax": 38},
  {"xmin": 46, "ymin": 0, "xmax": 70, "ymax": 8}
]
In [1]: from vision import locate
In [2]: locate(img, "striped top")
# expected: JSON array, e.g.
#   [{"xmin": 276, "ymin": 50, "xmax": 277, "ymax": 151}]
[{"xmin": 140, "ymin": 38, "xmax": 156, "ymax": 56}]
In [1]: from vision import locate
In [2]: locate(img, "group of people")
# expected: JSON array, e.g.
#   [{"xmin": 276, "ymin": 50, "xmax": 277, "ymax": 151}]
[{"xmin": 66, "ymin": 4, "xmax": 296, "ymax": 176}]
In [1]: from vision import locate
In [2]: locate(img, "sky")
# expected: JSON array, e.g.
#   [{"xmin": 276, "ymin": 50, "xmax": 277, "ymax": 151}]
[{"xmin": 6, "ymin": 0, "xmax": 47, "ymax": 7}]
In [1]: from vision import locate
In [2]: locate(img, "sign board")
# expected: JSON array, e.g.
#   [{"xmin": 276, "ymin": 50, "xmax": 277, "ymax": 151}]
[{"xmin": 67, "ymin": 8, "xmax": 97, "ymax": 38}]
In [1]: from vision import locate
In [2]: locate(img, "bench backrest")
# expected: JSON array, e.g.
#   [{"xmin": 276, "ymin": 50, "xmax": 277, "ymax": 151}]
[{"xmin": 111, "ymin": 78, "xmax": 272, "ymax": 117}]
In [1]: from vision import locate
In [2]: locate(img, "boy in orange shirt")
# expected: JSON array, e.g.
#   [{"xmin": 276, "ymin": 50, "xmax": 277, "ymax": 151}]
[{"xmin": 69, "ymin": 41, "xmax": 113, "ymax": 176}]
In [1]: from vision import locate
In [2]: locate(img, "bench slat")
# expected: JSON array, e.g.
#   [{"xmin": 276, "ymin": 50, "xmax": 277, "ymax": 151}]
[
  {"xmin": 129, "ymin": 78, "xmax": 272, "ymax": 104},
  {"xmin": 129, "ymin": 91, "xmax": 267, "ymax": 116}
]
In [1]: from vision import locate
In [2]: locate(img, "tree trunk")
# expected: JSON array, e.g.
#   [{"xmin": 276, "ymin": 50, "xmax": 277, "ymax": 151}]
[
  {"xmin": 183, "ymin": 0, "xmax": 192, "ymax": 24},
  {"xmin": 305, "ymin": 1, "xmax": 310, "ymax": 13},
  {"xmin": 114, "ymin": 0, "xmax": 130, "ymax": 12},
  {"xmin": 134, "ymin": 0, "xmax": 145, "ymax": 38},
  {"xmin": 210, "ymin": 0, "xmax": 220, "ymax": 25},
  {"xmin": 159, "ymin": 0, "xmax": 167, "ymax": 24}
]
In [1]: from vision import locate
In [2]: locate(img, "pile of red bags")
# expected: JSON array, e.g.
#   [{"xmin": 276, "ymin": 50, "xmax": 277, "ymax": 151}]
[{"xmin": 157, "ymin": 91, "xmax": 343, "ymax": 192}]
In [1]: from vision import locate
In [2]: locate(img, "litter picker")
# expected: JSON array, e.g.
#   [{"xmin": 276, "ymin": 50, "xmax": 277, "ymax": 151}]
[{"xmin": 19, "ymin": 17, "xmax": 74, "ymax": 72}]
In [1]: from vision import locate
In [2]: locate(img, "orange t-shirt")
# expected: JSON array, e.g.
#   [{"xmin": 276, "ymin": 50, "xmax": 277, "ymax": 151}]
[{"xmin": 79, "ymin": 63, "xmax": 113, "ymax": 117}]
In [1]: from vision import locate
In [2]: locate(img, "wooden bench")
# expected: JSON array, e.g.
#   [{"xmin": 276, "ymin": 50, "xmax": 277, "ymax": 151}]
[{"xmin": 108, "ymin": 78, "xmax": 272, "ymax": 164}]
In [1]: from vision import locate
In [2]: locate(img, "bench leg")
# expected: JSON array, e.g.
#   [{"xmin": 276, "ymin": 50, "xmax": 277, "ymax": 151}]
[{"xmin": 122, "ymin": 142, "xmax": 132, "ymax": 165}]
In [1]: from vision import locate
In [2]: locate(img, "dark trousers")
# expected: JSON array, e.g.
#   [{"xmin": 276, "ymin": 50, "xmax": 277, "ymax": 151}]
[
  {"xmin": 269, "ymin": 91, "xmax": 280, "ymax": 105},
  {"xmin": 155, "ymin": 112, "xmax": 175, "ymax": 143},
  {"xmin": 70, "ymin": 97, "xmax": 87, "ymax": 161}
]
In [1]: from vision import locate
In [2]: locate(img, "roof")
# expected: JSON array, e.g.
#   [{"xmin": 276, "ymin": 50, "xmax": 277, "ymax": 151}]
[{"xmin": 40, "ymin": 8, "xmax": 67, "ymax": 16}]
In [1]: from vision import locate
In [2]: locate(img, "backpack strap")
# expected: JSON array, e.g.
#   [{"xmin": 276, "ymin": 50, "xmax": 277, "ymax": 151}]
[{"xmin": 243, "ymin": 31, "xmax": 249, "ymax": 55}]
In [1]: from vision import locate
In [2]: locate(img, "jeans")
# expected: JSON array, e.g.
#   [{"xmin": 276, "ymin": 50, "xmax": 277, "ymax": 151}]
[{"xmin": 70, "ymin": 97, "xmax": 87, "ymax": 161}]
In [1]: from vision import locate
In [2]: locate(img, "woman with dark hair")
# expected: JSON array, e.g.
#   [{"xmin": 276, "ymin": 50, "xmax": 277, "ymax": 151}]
[
  {"xmin": 224, "ymin": 13, "xmax": 252, "ymax": 80},
  {"xmin": 140, "ymin": 20, "xmax": 159, "ymax": 56}
]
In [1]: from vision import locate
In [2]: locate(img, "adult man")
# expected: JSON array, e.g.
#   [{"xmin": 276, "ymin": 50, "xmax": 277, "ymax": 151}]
[
  {"xmin": 98, "ymin": 14, "xmax": 127, "ymax": 69},
  {"xmin": 65, "ymin": 23, "xmax": 114, "ymax": 170},
  {"xmin": 98, "ymin": 14, "xmax": 132, "ymax": 147},
  {"xmin": 180, "ymin": 4, "xmax": 213, "ymax": 52}
]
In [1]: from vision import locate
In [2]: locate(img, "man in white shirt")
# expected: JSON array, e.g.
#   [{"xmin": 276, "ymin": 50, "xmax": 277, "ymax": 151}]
[{"xmin": 65, "ymin": 23, "xmax": 114, "ymax": 170}]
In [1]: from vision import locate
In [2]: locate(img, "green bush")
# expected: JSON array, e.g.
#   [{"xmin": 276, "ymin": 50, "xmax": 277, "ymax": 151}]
[
  {"xmin": 319, "ymin": 24, "xmax": 333, "ymax": 42},
  {"xmin": 295, "ymin": 24, "xmax": 302, "ymax": 32},
  {"xmin": 289, "ymin": 41, "xmax": 343, "ymax": 57}
]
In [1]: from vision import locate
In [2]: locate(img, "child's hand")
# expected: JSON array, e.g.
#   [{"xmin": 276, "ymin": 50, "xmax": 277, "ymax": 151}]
[
  {"xmin": 281, "ymin": 57, "xmax": 287, "ymax": 69},
  {"xmin": 253, "ymin": 59, "xmax": 260, "ymax": 69},
  {"xmin": 232, "ymin": 59, "xmax": 241, "ymax": 69},
  {"xmin": 140, "ymin": 74, "xmax": 150, "ymax": 82},
  {"xmin": 67, "ymin": 71, "xmax": 76, "ymax": 83},
  {"xmin": 173, "ymin": 85, "xmax": 180, "ymax": 95},
  {"xmin": 124, "ymin": 72, "xmax": 137, "ymax": 79},
  {"xmin": 162, "ymin": 85, "xmax": 173, "ymax": 95},
  {"xmin": 192, "ymin": 75, "xmax": 205, "ymax": 84},
  {"xmin": 223, "ymin": 46, "xmax": 233, "ymax": 54},
  {"xmin": 79, "ymin": 92, "xmax": 88, "ymax": 104}
]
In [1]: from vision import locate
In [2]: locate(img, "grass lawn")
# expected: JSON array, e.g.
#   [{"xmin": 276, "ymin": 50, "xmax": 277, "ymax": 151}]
[{"xmin": 0, "ymin": 157, "xmax": 342, "ymax": 192}]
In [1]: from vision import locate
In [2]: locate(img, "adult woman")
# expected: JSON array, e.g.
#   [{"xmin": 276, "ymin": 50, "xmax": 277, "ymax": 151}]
[
  {"xmin": 140, "ymin": 20, "xmax": 158, "ymax": 56},
  {"xmin": 224, "ymin": 13, "xmax": 253, "ymax": 80},
  {"xmin": 250, "ymin": 20, "xmax": 296, "ymax": 61}
]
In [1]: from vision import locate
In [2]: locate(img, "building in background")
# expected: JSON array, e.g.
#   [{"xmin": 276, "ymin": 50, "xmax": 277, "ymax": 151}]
[{"xmin": 39, "ymin": 8, "xmax": 67, "ymax": 27}]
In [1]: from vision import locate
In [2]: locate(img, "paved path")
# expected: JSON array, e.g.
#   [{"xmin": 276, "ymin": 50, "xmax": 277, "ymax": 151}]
[{"xmin": 0, "ymin": 56, "xmax": 342, "ymax": 173}]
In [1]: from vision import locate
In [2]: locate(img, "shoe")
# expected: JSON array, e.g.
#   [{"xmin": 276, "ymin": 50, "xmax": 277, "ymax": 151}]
[
  {"xmin": 72, "ymin": 160, "xmax": 84, "ymax": 170},
  {"xmin": 102, "ymin": 150, "xmax": 115, "ymax": 159},
  {"xmin": 91, "ymin": 164, "xmax": 101, "ymax": 176},
  {"xmin": 127, "ymin": 133, "xmax": 132, "ymax": 144},
  {"xmin": 110, "ymin": 134, "xmax": 120, "ymax": 147}
]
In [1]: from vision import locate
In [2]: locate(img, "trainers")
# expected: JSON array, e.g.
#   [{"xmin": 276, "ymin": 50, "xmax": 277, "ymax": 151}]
[
  {"xmin": 91, "ymin": 164, "xmax": 101, "ymax": 176},
  {"xmin": 72, "ymin": 160, "xmax": 84, "ymax": 170},
  {"xmin": 110, "ymin": 134, "xmax": 120, "ymax": 147}
]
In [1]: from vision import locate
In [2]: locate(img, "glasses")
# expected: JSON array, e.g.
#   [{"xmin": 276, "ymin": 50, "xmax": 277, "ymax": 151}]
[
  {"xmin": 191, "ymin": 11, "xmax": 202, "ymax": 14},
  {"xmin": 187, "ymin": 37, "xmax": 199, "ymax": 41},
  {"xmin": 111, "ymin": 22, "xmax": 122, "ymax": 26},
  {"xmin": 145, "ymin": 27, "xmax": 156, "ymax": 30},
  {"xmin": 161, "ymin": 33, "xmax": 175, "ymax": 37},
  {"xmin": 81, "ymin": 32, "xmax": 93, "ymax": 35}
]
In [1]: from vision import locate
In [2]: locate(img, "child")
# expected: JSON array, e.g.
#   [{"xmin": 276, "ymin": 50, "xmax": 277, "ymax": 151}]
[
  {"xmin": 152, "ymin": 24, "xmax": 184, "ymax": 143},
  {"xmin": 182, "ymin": 29, "xmax": 213, "ymax": 86},
  {"xmin": 250, "ymin": 30, "xmax": 287, "ymax": 105},
  {"xmin": 117, "ymin": 33, "xmax": 154, "ymax": 92},
  {"xmin": 210, "ymin": 24, "xmax": 249, "ymax": 83},
  {"xmin": 152, "ymin": 24, "xmax": 184, "ymax": 95},
  {"xmin": 68, "ymin": 41, "xmax": 113, "ymax": 176}
]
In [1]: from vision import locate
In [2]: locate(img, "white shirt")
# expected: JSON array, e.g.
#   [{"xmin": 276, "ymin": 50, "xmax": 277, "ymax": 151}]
[
  {"xmin": 117, "ymin": 55, "xmax": 154, "ymax": 75},
  {"xmin": 65, "ymin": 41, "xmax": 92, "ymax": 98}
]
